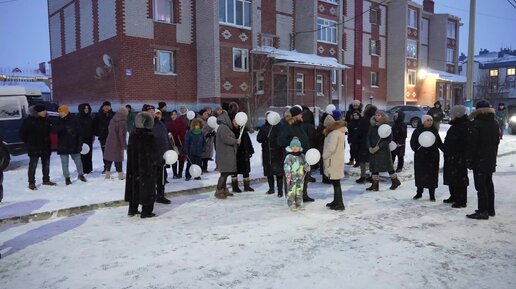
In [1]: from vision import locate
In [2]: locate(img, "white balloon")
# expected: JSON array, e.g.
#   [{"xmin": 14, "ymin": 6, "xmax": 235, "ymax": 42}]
[
  {"xmin": 325, "ymin": 104, "xmax": 336, "ymax": 114},
  {"xmin": 305, "ymin": 148, "xmax": 321, "ymax": 166},
  {"xmin": 163, "ymin": 150, "xmax": 178, "ymax": 165},
  {"xmin": 80, "ymin": 143, "xmax": 90, "ymax": 155},
  {"xmin": 189, "ymin": 164, "xmax": 202, "ymax": 178},
  {"xmin": 266, "ymin": 111, "xmax": 281, "ymax": 126},
  {"xmin": 418, "ymin": 131, "xmax": 436, "ymax": 148},
  {"xmin": 389, "ymin": 141, "xmax": 397, "ymax": 151},
  {"xmin": 186, "ymin": 110, "xmax": 195, "ymax": 120},
  {"xmin": 378, "ymin": 124, "xmax": 392, "ymax": 138},
  {"xmin": 235, "ymin": 112, "xmax": 248, "ymax": 126},
  {"xmin": 207, "ymin": 116, "xmax": 218, "ymax": 129}
]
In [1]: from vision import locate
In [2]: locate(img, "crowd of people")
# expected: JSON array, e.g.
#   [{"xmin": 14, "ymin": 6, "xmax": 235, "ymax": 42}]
[{"xmin": 0, "ymin": 98, "xmax": 503, "ymax": 220}]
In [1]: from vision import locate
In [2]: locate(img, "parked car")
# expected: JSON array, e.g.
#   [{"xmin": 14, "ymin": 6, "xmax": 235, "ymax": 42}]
[
  {"xmin": 508, "ymin": 105, "xmax": 516, "ymax": 135},
  {"xmin": 386, "ymin": 105, "xmax": 430, "ymax": 128}
]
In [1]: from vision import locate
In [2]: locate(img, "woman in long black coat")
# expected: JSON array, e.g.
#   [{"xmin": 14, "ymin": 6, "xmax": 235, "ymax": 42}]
[
  {"xmin": 355, "ymin": 104, "xmax": 377, "ymax": 183},
  {"xmin": 410, "ymin": 115, "xmax": 443, "ymax": 201},
  {"xmin": 391, "ymin": 111, "xmax": 407, "ymax": 172},
  {"xmin": 125, "ymin": 112, "xmax": 157, "ymax": 218},
  {"xmin": 257, "ymin": 112, "xmax": 284, "ymax": 197},
  {"xmin": 443, "ymin": 105, "xmax": 474, "ymax": 208},
  {"xmin": 78, "ymin": 103, "xmax": 94, "ymax": 174},
  {"xmin": 231, "ymin": 118, "xmax": 255, "ymax": 192}
]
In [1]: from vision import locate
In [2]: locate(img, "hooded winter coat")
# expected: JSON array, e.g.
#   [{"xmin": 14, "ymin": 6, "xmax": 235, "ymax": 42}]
[
  {"xmin": 392, "ymin": 111, "xmax": 407, "ymax": 146},
  {"xmin": 410, "ymin": 123, "xmax": 443, "ymax": 189},
  {"xmin": 301, "ymin": 110, "xmax": 316, "ymax": 150},
  {"xmin": 215, "ymin": 111, "xmax": 238, "ymax": 173},
  {"xmin": 345, "ymin": 101, "xmax": 363, "ymax": 123},
  {"xmin": 356, "ymin": 105, "xmax": 378, "ymax": 163},
  {"xmin": 55, "ymin": 113, "xmax": 83, "ymax": 155},
  {"xmin": 323, "ymin": 120, "xmax": 347, "ymax": 180},
  {"xmin": 443, "ymin": 115, "xmax": 474, "ymax": 187},
  {"xmin": 277, "ymin": 117, "xmax": 311, "ymax": 153},
  {"xmin": 104, "ymin": 108, "xmax": 128, "ymax": 162},
  {"xmin": 234, "ymin": 125, "xmax": 254, "ymax": 174},
  {"xmin": 125, "ymin": 112, "xmax": 156, "ymax": 206},
  {"xmin": 257, "ymin": 120, "xmax": 284, "ymax": 176},
  {"xmin": 19, "ymin": 107, "xmax": 52, "ymax": 156},
  {"xmin": 77, "ymin": 103, "xmax": 94, "ymax": 141},
  {"xmin": 468, "ymin": 108, "xmax": 500, "ymax": 173},
  {"xmin": 185, "ymin": 118, "xmax": 206, "ymax": 158},
  {"xmin": 201, "ymin": 118, "xmax": 215, "ymax": 159},
  {"xmin": 367, "ymin": 113, "xmax": 394, "ymax": 173},
  {"xmin": 427, "ymin": 101, "xmax": 445, "ymax": 122},
  {"xmin": 93, "ymin": 108, "xmax": 114, "ymax": 145}
]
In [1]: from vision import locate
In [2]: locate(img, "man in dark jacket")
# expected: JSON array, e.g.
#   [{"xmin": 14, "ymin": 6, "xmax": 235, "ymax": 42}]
[
  {"xmin": 466, "ymin": 100, "xmax": 500, "ymax": 220},
  {"xmin": 344, "ymin": 100, "xmax": 363, "ymax": 123},
  {"xmin": 391, "ymin": 111, "xmax": 407, "ymax": 172},
  {"xmin": 78, "ymin": 103, "xmax": 94, "ymax": 174},
  {"xmin": 427, "ymin": 101, "xmax": 445, "ymax": 130},
  {"xmin": 443, "ymin": 105, "xmax": 474, "ymax": 208},
  {"xmin": 0, "ymin": 136, "xmax": 9, "ymax": 202},
  {"xmin": 257, "ymin": 112, "xmax": 284, "ymax": 197},
  {"xmin": 93, "ymin": 101, "xmax": 114, "ymax": 173},
  {"xmin": 56, "ymin": 105, "xmax": 87, "ymax": 185},
  {"xmin": 355, "ymin": 104, "xmax": 378, "ymax": 183},
  {"xmin": 19, "ymin": 104, "xmax": 56, "ymax": 190},
  {"xmin": 153, "ymin": 110, "xmax": 171, "ymax": 204}
]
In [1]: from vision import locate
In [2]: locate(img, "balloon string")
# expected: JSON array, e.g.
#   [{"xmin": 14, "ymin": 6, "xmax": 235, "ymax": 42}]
[{"xmin": 238, "ymin": 125, "xmax": 245, "ymax": 140}]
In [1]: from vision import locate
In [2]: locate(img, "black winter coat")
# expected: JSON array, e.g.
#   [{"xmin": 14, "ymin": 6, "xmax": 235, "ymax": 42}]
[
  {"xmin": 257, "ymin": 121, "xmax": 284, "ymax": 176},
  {"xmin": 469, "ymin": 108, "xmax": 500, "ymax": 173},
  {"xmin": 19, "ymin": 112, "xmax": 51, "ymax": 156},
  {"xmin": 301, "ymin": 111, "xmax": 316, "ymax": 150},
  {"xmin": 277, "ymin": 120, "xmax": 311, "ymax": 153},
  {"xmin": 392, "ymin": 111, "xmax": 407, "ymax": 145},
  {"xmin": 427, "ymin": 107, "xmax": 444, "ymax": 122},
  {"xmin": 234, "ymin": 126, "xmax": 254, "ymax": 174},
  {"xmin": 347, "ymin": 117, "xmax": 360, "ymax": 144},
  {"xmin": 443, "ymin": 116, "xmax": 474, "ymax": 186},
  {"xmin": 356, "ymin": 105, "xmax": 378, "ymax": 163},
  {"xmin": 93, "ymin": 109, "xmax": 114, "ymax": 144},
  {"xmin": 153, "ymin": 119, "xmax": 171, "ymax": 163},
  {"xmin": 55, "ymin": 114, "xmax": 83, "ymax": 155},
  {"xmin": 367, "ymin": 118, "xmax": 394, "ymax": 173},
  {"xmin": 410, "ymin": 124, "xmax": 443, "ymax": 189},
  {"xmin": 125, "ymin": 128, "xmax": 157, "ymax": 206},
  {"xmin": 0, "ymin": 137, "xmax": 10, "ymax": 171},
  {"xmin": 78, "ymin": 103, "xmax": 94, "ymax": 142}
]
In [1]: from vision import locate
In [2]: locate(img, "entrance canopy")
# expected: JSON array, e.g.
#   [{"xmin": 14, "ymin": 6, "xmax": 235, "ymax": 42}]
[
  {"xmin": 426, "ymin": 68, "xmax": 467, "ymax": 83},
  {"xmin": 251, "ymin": 46, "xmax": 348, "ymax": 70}
]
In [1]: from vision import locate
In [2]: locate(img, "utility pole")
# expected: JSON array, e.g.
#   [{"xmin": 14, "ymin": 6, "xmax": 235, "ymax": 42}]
[{"xmin": 465, "ymin": 0, "xmax": 476, "ymax": 111}]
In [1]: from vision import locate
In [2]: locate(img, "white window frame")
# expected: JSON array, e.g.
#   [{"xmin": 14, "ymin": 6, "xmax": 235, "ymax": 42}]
[
  {"xmin": 261, "ymin": 35, "xmax": 274, "ymax": 47},
  {"xmin": 408, "ymin": 8, "xmax": 418, "ymax": 29},
  {"xmin": 232, "ymin": 48, "xmax": 249, "ymax": 72},
  {"xmin": 296, "ymin": 73, "xmax": 304, "ymax": 95},
  {"xmin": 407, "ymin": 69, "xmax": 416, "ymax": 87},
  {"xmin": 256, "ymin": 71, "xmax": 264, "ymax": 94},
  {"xmin": 447, "ymin": 21, "xmax": 456, "ymax": 39},
  {"xmin": 153, "ymin": 0, "xmax": 173, "ymax": 23},
  {"xmin": 369, "ymin": 9, "xmax": 380, "ymax": 25},
  {"xmin": 370, "ymin": 39, "xmax": 378, "ymax": 56},
  {"xmin": 154, "ymin": 50, "xmax": 175, "ymax": 75},
  {"xmin": 316, "ymin": 74, "xmax": 324, "ymax": 96},
  {"xmin": 317, "ymin": 18, "xmax": 337, "ymax": 44},
  {"xmin": 446, "ymin": 48, "xmax": 454, "ymax": 64},
  {"xmin": 331, "ymin": 70, "xmax": 337, "ymax": 85},
  {"xmin": 371, "ymin": 71, "xmax": 378, "ymax": 87},
  {"xmin": 407, "ymin": 40, "xmax": 417, "ymax": 59},
  {"xmin": 219, "ymin": 0, "xmax": 252, "ymax": 29}
]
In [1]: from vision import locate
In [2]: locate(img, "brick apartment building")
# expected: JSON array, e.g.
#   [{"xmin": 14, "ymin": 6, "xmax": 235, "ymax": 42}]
[{"xmin": 47, "ymin": 0, "xmax": 464, "ymax": 118}]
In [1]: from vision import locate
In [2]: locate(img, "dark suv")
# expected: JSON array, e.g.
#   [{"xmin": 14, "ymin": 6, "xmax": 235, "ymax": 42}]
[{"xmin": 386, "ymin": 105, "xmax": 430, "ymax": 128}]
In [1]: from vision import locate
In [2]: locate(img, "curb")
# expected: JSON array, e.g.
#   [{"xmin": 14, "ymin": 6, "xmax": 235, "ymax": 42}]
[{"xmin": 0, "ymin": 177, "xmax": 268, "ymax": 226}]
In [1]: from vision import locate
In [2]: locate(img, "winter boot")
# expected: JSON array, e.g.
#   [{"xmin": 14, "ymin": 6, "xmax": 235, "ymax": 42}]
[
  {"xmin": 118, "ymin": 172, "xmax": 126, "ymax": 180},
  {"xmin": 329, "ymin": 182, "xmax": 345, "ymax": 210},
  {"xmin": 42, "ymin": 180, "xmax": 56, "ymax": 186},
  {"xmin": 243, "ymin": 178, "xmax": 254, "ymax": 192},
  {"xmin": 308, "ymin": 175, "xmax": 316, "ymax": 183},
  {"xmin": 356, "ymin": 177, "xmax": 366, "ymax": 184},
  {"xmin": 141, "ymin": 204, "xmax": 156, "ymax": 218},
  {"xmin": 277, "ymin": 176, "xmax": 284, "ymax": 198},
  {"xmin": 466, "ymin": 211, "xmax": 489, "ymax": 220},
  {"xmin": 429, "ymin": 189, "xmax": 436, "ymax": 201},
  {"xmin": 231, "ymin": 177, "xmax": 242, "ymax": 193},
  {"xmin": 78, "ymin": 174, "xmax": 87, "ymax": 182},
  {"xmin": 105, "ymin": 171, "xmax": 112, "ymax": 180},
  {"xmin": 366, "ymin": 179, "xmax": 379, "ymax": 191},
  {"xmin": 28, "ymin": 182, "xmax": 37, "ymax": 190},
  {"xmin": 223, "ymin": 188, "xmax": 234, "ymax": 197},
  {"xmin": 266, "ymin": 176, "xmax": 275, "ymax": 195},
  {"xmin": 65, "ymin": 177, "xmax": 72, "ymax": 185},
  {"xmin": 443, "ymin": 197, "xmax": 455, "ymax": 204},
  {"xmin": 322, "ymin": 175, "xmax": 331, "ymax": 184},
  {"xmin": 413, "ymin": 188, "xmax": 423, "ymax": 199},
  {"xmin": 215, "ymin": 188, "xmax": 227, "ymax": 199},
  {"xmin": 389, "ymin": 176, "xmax": 401, "ymax": 190},
  {"xmin": 128, "ymin": 203, "xmax": 140, "ymax": 217}
]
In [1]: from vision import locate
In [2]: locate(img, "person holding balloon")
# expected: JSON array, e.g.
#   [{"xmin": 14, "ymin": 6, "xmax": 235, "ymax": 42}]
[
  {"xmin": 200, "ymin": 108, "xmax": 215, "ymax": 173},
  {"xmin": 185, "ymin": 118, "xmax": 206, "ymax": 181},
  {"xmin": 152, "ymin": 110, "xmax": 172, "ymax": 204},
  {"xmin": 77, "ymin": 103, "xmax": 94, "ymax": 174},
  {"xmin": 366, "ymin": 110, "xmax": 401, "ymax": 191},
  {"xmin": 168, "ymin": 110, "xmax": 187, "ymax": 179},
  {"xmin": 355, "ymin": 104, "xmax": 377, "ymax": 184},
  {"xmin": 214, "ymin": 110, "xmax": 240, "ymax": 199},
  {"xmin": 231, "ymin": 112, "xmax": 255, "ymax": 192},
  {"xmin": 391, "ymin": 111, "xmax": 407, "ymax": 173},
  {"xmin": 257, "ymin": 111, "xmax": 284, "ymax": 197},
  {"xmin": 410, "ymin": 115, "xmax": 443, "ymax": 201}
]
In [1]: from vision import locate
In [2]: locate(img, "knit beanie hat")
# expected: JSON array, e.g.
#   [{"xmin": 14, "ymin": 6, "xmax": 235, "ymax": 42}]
[
  {"xmin": 476, "ymin": 100, "xmax": 490, "ymax": 109},
  {"xmin": 449, "ymin": 105, "xmax": 466, "ymax": 119},
  {"xmin": 421, "ymin": 114, "xmax": 433, "ymax": 123},
  {"xmin": 102, "ymin": 101, "xmax": 111, "ymax": 107},
  {"xmin": 142, "ymin": 104, "xmax": 156, "ymax": 112},
  {"xmin": 332, "ymin": 109, "xmax": 342, "ymax": 120},
  {"xmin": 158, "ymin": 102, "xmax": 166, "ymax": 110},
  {"xmin": 58, "ymin": 105, "xmax": 70, "ymax": 114},
  {"xmin": 33, "ymin": 104, "xmax": 46, "ymax": 112},
  {"xmin": 289, "ymin": 106, "xmax": 302, "ymax": 117},
  {"xmin": 289, "ymin": 137, "xmax": 302, "ymax": 151}
]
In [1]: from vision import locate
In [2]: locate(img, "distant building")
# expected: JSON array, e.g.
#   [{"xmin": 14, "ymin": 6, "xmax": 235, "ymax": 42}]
[{"xmin": 0, "ymin": 65, "xmax": 52, "ymax": 101}]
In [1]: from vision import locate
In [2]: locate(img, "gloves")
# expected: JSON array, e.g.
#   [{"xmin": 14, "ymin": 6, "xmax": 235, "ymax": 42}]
[{"xmin": 369, "ymin": 146, "xmax": 380, "ymax": 154}]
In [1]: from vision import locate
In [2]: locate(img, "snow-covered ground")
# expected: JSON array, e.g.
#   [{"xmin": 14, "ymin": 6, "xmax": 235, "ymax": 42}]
[{"xmin": 1, "ymin": 127, "xmax": 516, "ymax": 288}]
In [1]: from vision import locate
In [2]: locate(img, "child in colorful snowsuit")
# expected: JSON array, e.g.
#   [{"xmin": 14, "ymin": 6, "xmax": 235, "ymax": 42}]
[{"xmin": 284, "ymin": 137, "xmax": 311, "ymax": 211}]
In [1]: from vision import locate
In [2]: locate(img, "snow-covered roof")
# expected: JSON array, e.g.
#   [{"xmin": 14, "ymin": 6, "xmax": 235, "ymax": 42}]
[
  {"xmin": 0, "ymin": 85, "xmax": 43, "ymax": 96},
  {"xmin": 0, "ymin": 82, "xmax": 50, "ymax": 94},
  {"xmin": 0, "ymin": 67, "xmax": 50, "ymax": 78},
  {"xmin": 427, "ymin": 68, "xmax": 467, "ymax": 83},
  {"xmin": 460, "ymin": 53, "xmax": 516, "ymax": 67},
  {"xmin": 251, "ymin": 46, "xmax": 348, "ymax": 70}
]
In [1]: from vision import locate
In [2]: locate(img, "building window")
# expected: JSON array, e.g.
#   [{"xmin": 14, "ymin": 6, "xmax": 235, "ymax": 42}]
[
  {"xmin": 256, "ymin": 71, "xmax": 264, "ymax": 94},
  {"xmin": 370, "ymin": 39, "xmax": 379, "ymax": 56},
  {"xmin": 331, "ymin": 70, "xmax": 337, "ymax": 84},
  {"xmin": 0, "ymin": 97, "xmax": 22, "ymax": 120},
  {"xmin": 446, "ymin": 48, "xmax": 454, "ymax": 64},
  {"xmin": 322, "ymin": 0, "xmax": 339, "ymax": 4},
  {"xmin": 316, "ymin": 75, "xmax": 324, "ymax": 96},
  {"xmin": 371, "ymin": 72, "xmax": 378, "ymax": 87},
  {"xmin": 507, "ymin": 67, "xmax": 516, "ymax": 76},
  {"xmin": 421, "ymin": 18, "xmax": 429, "ymax": 45},
  {"xmin": 447, "ymin": 21, "xmax": 456, "ymax": 39},
  {"xmin": 154, "ymin": 50, "xmax": 174, "ymax": 74},
  {"xmin": 407, "ymin": 40, "xmax": 417, "ymax": 59},
  {"xmin": 407, "ymin": 8, "xmax": 417, "ymax": 29},
  {"xmin": 369, "ymin": 9, "xmax": 380, "ymax": 25},
  {"xmin": 154, "ymin": 0, "xmax": 172, "ymax": 23},
  {"xmin": 296, "ymin": 73, "xmax": 304, "ymax": 94},
  {"xmin": 490, "ymin": 69, "xmax": 498, "ymax": 77},
  {"xmin": 233, "ymin": 48, "xmax": 248, "ymax": 71},
  {"xmin": 219, "ymin": 0, "xmax": 251, "ymax": 28},
  {"xmin": 317, "ymin": 18, "xmax": 337, "ymax": 44},
  {"xmin": 261, "ymin": 35, "xmax": 274, "ymax": 47},
  {"xmin": 407, "ymin": 70, "xmax": 416, "ymax": 86}
]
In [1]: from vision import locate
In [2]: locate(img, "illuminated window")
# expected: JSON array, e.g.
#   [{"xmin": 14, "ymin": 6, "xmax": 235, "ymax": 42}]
[
  {"xmin": 407, "ymin": 40, "xmax": 417, "ymax": 59},
  {"xmin": 490, "ymin": 69, "xmax": 498, "ymax": 77},
  {"xmin": 507, "ymin": 67, "xmax": 515, "ymax": 76}
]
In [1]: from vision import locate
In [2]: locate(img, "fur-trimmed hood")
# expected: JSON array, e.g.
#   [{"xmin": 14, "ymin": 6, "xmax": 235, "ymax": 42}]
[
  {"xmin": 469, "ymin": 107, "xmax": 495, "ymax": 121},
  {"xmin": 135, "ymin": 112, "xmax": 154, "ymax": 129},
  {"xmin": 323, "ymin": 120, "xmax": 347, "ymax": 136},
  {"xmin": 363, "ymin": 104, "xmax": 378, "ymax": 120},
  {"xmin": 369, "ymin": 111, "xmax": 389, "ymax": 126},
  {"xmin": 217, "ymin": 110, "xmax": 232, "ymax": 127},
  {"xmin": 190, "ymin": 117, "xmax": 204, "ymax": 130}
]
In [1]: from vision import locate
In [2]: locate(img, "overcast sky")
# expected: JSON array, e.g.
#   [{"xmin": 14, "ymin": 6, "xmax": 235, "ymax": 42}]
[{"xmin": 0, "ymin": 0, "xmax": 515, "ymax": 68}]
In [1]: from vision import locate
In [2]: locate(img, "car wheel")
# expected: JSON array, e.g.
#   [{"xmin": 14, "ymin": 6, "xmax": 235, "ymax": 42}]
[{"xmin": 411, "ymin": 118, "xmax": 420, "ymax": 128}]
